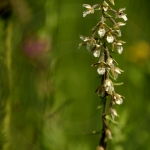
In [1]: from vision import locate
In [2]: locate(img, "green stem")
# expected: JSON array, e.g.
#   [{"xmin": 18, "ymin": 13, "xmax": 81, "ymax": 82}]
[
  {"xmin": 99, "ymin": 43, "xmax": 110, "ymax": 150},
  {"xmin": 3, "ymin": 20, "xmax": 13, "ymax": 150}
]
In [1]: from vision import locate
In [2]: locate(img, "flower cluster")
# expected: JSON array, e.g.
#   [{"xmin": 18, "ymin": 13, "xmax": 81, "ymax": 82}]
[{"xmin": 79, "ymin": 0, "xmax": 127, "ymax": 149}]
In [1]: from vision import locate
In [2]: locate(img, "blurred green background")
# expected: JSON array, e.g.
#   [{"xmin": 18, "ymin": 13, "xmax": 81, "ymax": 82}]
[{"xmin": 0, "ymin": 0, "xmax": 150, "ymax": 150}]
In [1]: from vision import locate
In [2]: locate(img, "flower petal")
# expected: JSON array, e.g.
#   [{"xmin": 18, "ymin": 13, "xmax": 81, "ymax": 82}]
[
  {"xmin": 98, "ymin": 28, "xmax": 106, "ymax": 37},
  {"xmin": 117, "ymin": 45, "xmax": 123, "ymax": 54},
  {"xmin": 122, "ymin": 14, "xmax": 128, "ymax": 21},
  {"xmin": 119, "ymin": 8, "xmax": 126, "ymax": 12},
  {"xmin": 103, "ymin": 1, "xmax": 109, "ymax": 11},
  {"xmin": 117, "ymin": 22, "xmax": 126, "ymax": 26},
  {"xmin": 107, "ymin": 35, "xmax": 114, "ymax": 43},
  {"xmin": 83, "ymin": 10, "xmax": 91, "ymax": 17},
  {"xmin": 97, "ymin": 67, "xmax": 105, "ymax": 75},
  {"xmin": 116, "ymin": 98, "xmax": 123, "ymax": 105},
  {"xmin": 92, "ymin": 4, "xmax": 100, "ymax": 9},
  {"xmin": 109, "ymin": 0, "xmax": 115, "ymax": 5},
  {"xmin": 82, "ymin": 4, "xmax": 92, "ymax": 9},
  {"xmin": 116, "ymin": 30, "xmax": 122, "ymax": 37},
  {"xmin": 79, "ymin": 35, "xmax": 85, "ymax": 41},
  {"xmin": 93, "ymin": 50, "xmax": 100, "ymax": 57}
]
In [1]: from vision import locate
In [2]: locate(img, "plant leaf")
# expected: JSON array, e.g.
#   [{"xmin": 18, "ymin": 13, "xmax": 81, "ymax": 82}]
[{"xmin": 105, "ymin": 115, "xmax": 119, "ymax": 124}]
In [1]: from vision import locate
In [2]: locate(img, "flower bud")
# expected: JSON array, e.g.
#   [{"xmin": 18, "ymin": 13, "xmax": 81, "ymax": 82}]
[
  {"xmin": 96, "ymin": 146, "xmax": 104, "ymax": 150},
  {"xmin": 105, "ymin": 129, "xmax": 112, "ymax": 140}
]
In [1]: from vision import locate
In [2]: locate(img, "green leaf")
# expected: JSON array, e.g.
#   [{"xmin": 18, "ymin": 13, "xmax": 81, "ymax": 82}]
[
  {"xmin": 109, "ymin": 0, "xmax": 115, "ymax": 5},
  {"xmin": 105, "ymin": 115, "xmax": 119, "ymax": 124}
]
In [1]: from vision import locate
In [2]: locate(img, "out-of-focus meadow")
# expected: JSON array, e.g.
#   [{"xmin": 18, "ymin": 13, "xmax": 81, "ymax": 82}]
[{"xmin": 0, "ymin": 0, "xmax": 150, "ymax": 150}]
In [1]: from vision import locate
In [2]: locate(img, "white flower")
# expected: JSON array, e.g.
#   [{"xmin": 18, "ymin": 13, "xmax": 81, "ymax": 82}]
[
  {"xmin": 96, "ymin": 61, "xmax": 106, "ymax": 75},
  {"xmin": 116, "ymin": 98, "xmax": 123, "ymax": 105},
  {"xmin": 106, "ymin": 57, "xmax": 114, "ymax": 67},
  {"xmin": 116, "ymin": 8, "xmax": 128, "ymax": 21},
  {"xmin": 92, "ymin": 57, "xmax": 109, "ymax": 75},
  {"xmin": 92, "ymin": 21, "xmax": 106, "ymax": 38},
  {"xmin": 113, "ymin": 67, "xmax": 124, "ymax": 79},
  {"xmin": 98, "ymin": 28, "xmax": 106, "ymax": 37},
  {"xmin": 112, "ymin": 40, "xmax": 126, "ymax": 53},
  {"xmin": 83, "ymin": 4, "xmax": 94, "ymax": 17},
  {"xmin": 107, "ymin": 33, "xmax": 114, "ymax": 43},
  {"xmin": 79, "ymin": 35, "xmax": 96, "ymax": 50},
  {"xmin": 113, "ymin": 93, "xmax": 124, "ymax": 105},
  {"xmin": 103, "ymin": 1, "xmax": 109, "ymax": 11},
  {"xmin": 82, "ymin": 4, "xmax": 100, "ymax": 17},
  {"xmin": 104, "ymin": 79, "xmax": 114, "ymax": 95},
  {"xmin": 92, "ymin": 54, "xmax": 110, "ymax": 75},
  {"xmin": 93, "ymin": 50, "xmax": 100, "ymax": 57},
  {"xmin": 97, "ymin": 67, "xmax": 105, "ymax": 75},
  {"xmin": 91, "ymin": 44, "xmax": 101, "ymax": 57}
]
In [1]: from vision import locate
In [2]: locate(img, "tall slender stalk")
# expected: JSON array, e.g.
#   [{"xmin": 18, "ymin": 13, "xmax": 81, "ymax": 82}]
[
  {"xmin": 79, "ymin": 0, "xmax": 127, "ymax": 149},
  {"xmin": 3, "ymin": 20, "xmax": 13, "ymax": 150}
]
